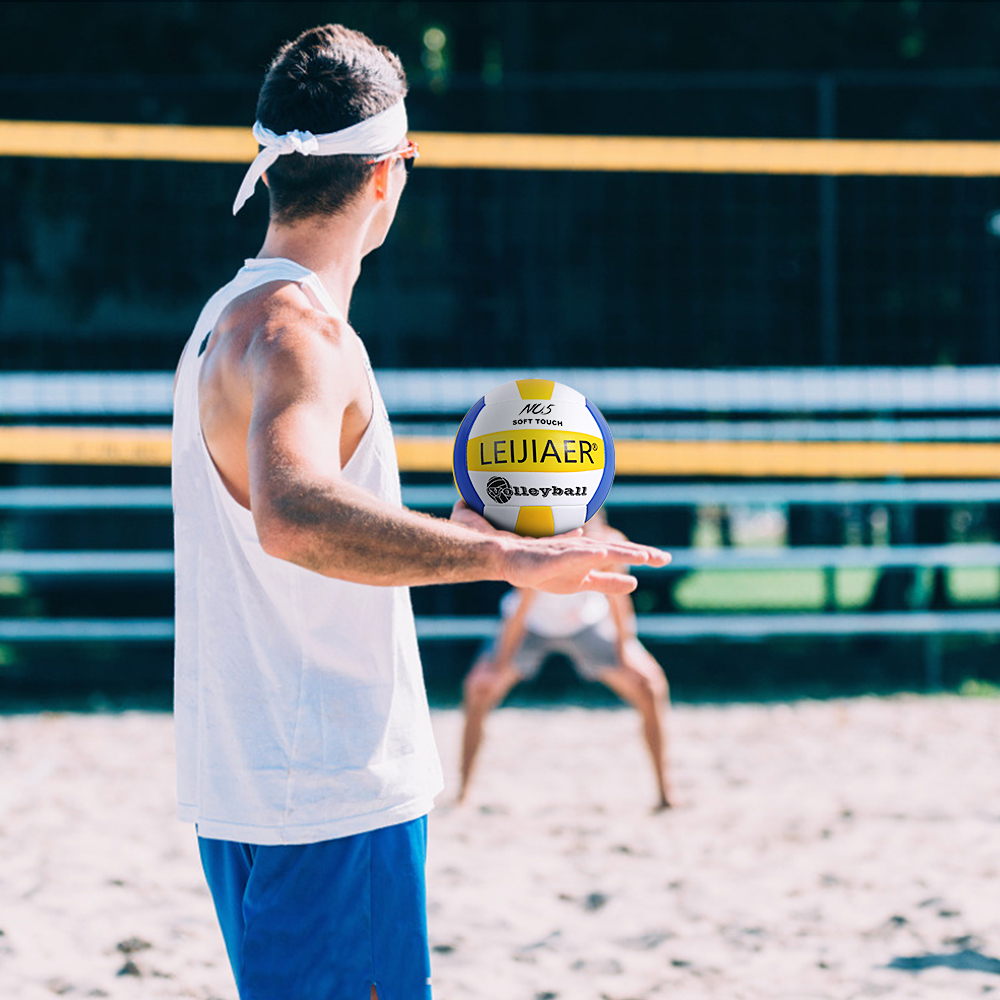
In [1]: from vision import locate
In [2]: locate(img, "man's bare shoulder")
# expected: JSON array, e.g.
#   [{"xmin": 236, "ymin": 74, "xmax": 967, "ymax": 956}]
[
  {"xmin": 198, "ymin": 278, "xmax": 362, "ymax": 454},
  {"xmin": 213, "ymin": 280, "xmax": 351, "ymax": 375}
]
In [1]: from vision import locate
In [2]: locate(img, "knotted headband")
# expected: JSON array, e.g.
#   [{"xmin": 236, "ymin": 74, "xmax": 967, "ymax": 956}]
[{"xmin": 232, "ymin": 100, "xmax": 409, "ymax": 215}]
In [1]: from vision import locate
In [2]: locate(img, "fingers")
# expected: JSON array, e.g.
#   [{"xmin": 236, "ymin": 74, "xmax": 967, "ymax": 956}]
[
  {"xmin": 599, "ymin": 541, "xmax": 671, "ymax": 566},
  {"xmin": 451, "ymin": 501, "xmax": 667, "ymax": 564},
  {"xmin": 519, "ymin": 538, "xmax": 670, "ymax": 570},
  {"xmin": 511, "ymin": 546, "xmax": 641, "ymax": 594},
  {"xmin": 548, "ymin": 538, "xmax": 669, "ymax": 567},
  {"xmin": 579, "ymin": 570, "xmax": 639, "ymax": 595},
  {"xmin": 531, "ymin": 572, "xmax": 638, "ymax": 595}
]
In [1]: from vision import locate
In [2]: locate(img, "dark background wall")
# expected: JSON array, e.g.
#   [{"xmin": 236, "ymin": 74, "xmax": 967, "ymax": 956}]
[
  {"xmin": 1, "ymin": 1, "xmax": 999, "ymax": 372},
  {"xmin": 5, "ymin": 1, "xmax": 1000, "ymax": 83}
]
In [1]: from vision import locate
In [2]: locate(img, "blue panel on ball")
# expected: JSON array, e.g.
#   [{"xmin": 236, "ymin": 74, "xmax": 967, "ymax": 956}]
[
  {"xmin": 584, "ymin": 397, "xmax": 615, "ymax": 521},
  {"xmin": 452, "ymin": 394, "xmax": 487, "ymax": 515}
]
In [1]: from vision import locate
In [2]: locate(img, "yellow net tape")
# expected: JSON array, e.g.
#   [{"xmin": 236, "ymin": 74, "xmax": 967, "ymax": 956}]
[
  {"xmin": 2, "ymin": 427, "xmax": 998, "ymax": 478},
  {"xmin": 2, "ymin": 119, "xmax": 1000, "ymax": 176}
]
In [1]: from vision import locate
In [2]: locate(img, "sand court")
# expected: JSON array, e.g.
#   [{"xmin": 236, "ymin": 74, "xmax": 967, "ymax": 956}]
[{"xmin": 0, "ymin": 696, "xmax": 997, "ymax": 999}]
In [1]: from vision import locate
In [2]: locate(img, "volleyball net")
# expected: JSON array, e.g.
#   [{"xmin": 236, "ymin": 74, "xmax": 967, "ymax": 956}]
[
  {"xmin": 1, "ymin": 118, "xmax": 1000, "ymax": 477},
  {"xmin": 1, "ymin": 118, "xmax": 999, "ymax": 377},
  {"xmin": 4, "ymin": 118, "xmax": 1000, "ymax": 173}
]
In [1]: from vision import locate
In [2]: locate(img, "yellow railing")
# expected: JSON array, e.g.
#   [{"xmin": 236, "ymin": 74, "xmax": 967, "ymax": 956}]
[
  {"xmin": 1, "ymin": 427, "xmax": 997, "ymax": 478},
  {"xmin": 2, "ymin": 119, "xmax": 1000, "ymax": 176}
]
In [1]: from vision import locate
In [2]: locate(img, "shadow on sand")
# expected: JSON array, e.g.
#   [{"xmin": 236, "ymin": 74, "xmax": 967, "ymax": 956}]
[{"xmin": 888, "ymin": 949, "xmax": 1000, "ymax": 974}]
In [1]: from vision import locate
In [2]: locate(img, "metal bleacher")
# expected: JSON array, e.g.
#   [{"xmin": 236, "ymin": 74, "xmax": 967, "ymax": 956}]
[{"xmin": 1, "ymin": 368, "xmax": 999, "ymax": 689}]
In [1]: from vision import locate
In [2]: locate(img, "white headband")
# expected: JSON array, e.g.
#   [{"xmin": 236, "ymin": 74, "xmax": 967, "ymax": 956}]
[{"xmin": 232, "ymin": 99, "xmax": 408, "ymax": 215}]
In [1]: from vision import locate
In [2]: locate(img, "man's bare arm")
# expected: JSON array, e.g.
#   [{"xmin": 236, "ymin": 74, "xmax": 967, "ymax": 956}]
[{"xmin": 245, "ymin": 314, "xmax": 669, "ymax": 591}]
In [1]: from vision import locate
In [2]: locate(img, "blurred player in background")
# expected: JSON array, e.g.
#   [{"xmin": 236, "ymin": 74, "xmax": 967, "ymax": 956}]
[{"xmin": 459, "ymin": 510, "xmax": 674, "ymax": 810}]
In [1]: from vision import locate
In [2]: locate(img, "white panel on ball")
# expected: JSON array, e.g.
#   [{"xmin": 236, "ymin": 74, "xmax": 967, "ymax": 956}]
[{"xmin": 552, "ymin": 505, "xmax": 589, "ymax": 534}]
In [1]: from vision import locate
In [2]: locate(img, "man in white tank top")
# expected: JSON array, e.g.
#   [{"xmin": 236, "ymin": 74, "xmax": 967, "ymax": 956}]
[{"xmin": 172, "ymin": 22, "xmax": 669, "ymax": 1000}]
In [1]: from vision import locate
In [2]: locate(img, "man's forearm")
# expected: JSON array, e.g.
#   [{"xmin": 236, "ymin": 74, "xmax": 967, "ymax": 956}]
[{"xmin": 255, "ymin": 473, "xmax": 505, "ymax": 586}]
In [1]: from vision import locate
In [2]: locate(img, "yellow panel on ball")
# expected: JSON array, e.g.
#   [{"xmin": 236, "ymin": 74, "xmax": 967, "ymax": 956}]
[{"xmin": 514, "ymin": 506, "xmax": 555, "ymax": 538}]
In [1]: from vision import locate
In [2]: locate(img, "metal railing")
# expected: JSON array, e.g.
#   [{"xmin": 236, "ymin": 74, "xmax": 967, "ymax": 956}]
[{"xmin": 1, "ymin": 367, "xmax": 998, "ymax": 694}]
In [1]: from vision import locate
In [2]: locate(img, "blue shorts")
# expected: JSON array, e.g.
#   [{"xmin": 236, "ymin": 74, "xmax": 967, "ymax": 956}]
[{"xmin": 197, "ymin": 815, "xmax": 432, "ymax": 1000}]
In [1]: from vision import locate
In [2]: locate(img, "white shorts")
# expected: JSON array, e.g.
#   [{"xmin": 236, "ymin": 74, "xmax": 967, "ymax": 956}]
[{"xmin": 481, "ymin": 623, "xmax": 619, "ymax": 682}]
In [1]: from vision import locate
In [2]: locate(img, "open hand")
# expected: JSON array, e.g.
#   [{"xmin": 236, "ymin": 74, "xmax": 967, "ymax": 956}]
[
  {"xmin": 501, "ymin": 535, "xmax": 669, "ymax": 594},
  {"xmin": 450, "ymin": 499, "xmax": 669, "ymax": 594}
]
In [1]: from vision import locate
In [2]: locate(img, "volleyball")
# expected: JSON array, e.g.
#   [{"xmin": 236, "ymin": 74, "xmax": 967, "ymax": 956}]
[{"xmin": 452, "ymin": 379, "xmax": 615, "ymax": 537}]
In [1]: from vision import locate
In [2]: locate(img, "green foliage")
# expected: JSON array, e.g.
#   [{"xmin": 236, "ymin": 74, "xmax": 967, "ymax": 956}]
[
  {"xmin": 674, "ymin": 567, "xmax": 1000, "ymax": 612},
  {"xmin": 958, "ymin": 678, "xmax": 1000, "ymax": 698},
  {"xmin": 948, "ymin": 567, "xmax": 1000, "ymax": 604}
]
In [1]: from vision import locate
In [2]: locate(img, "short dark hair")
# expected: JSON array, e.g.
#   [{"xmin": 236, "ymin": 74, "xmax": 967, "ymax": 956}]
[{"xmin": 255, "ymin": 24, "xmax": 407, "ymax": 224}]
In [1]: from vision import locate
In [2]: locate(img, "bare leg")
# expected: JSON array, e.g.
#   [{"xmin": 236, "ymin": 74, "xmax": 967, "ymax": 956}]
[
  {"xmin": 599, "ymin": 639, "xmax": 673, "ymax": 809},
  {"xmin": 459, "ymin": 656, "xmax": 521, "ymax": 803},
  {"xmin": 372, "ymin": 985, "xmax": 378, "ymax": 999}
]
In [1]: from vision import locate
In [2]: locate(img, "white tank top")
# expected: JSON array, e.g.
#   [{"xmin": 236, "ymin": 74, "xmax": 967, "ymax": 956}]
[
  {"xmin": 172, "ymin": 257, "xmax": 443, "ymax": 845},
  {"xmin": 500, "ymin": 589, "xmax": 615, "ymax": 639}
]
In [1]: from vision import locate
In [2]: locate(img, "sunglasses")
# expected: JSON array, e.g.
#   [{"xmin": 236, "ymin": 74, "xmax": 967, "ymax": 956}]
[{"xmin": 367, "ymin": 139, "xmax": 420, "ymax": 175}]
